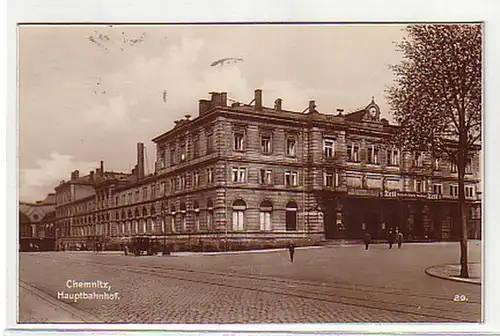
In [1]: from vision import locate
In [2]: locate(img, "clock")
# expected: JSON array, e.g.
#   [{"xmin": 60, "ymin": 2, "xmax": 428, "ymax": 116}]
[{"xmin": 368, "ymin": 107, "xmax": 377, "ymax": 118}]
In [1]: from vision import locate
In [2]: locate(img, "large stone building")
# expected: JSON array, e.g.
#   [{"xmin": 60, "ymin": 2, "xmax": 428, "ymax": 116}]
[{"xmin": 42, "ymin": 89, "xmax": 481, "ymax": 251}]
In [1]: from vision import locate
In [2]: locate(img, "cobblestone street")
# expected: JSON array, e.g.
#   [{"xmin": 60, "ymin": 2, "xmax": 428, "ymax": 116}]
[{"xmin": 18, "ymin": 241, "xmax": 481, "ymax": 324}]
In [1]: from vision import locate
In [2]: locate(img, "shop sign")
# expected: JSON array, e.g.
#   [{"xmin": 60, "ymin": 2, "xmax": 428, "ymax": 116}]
[
  {"xmin": 347, "ymin": 188, "xmax": 380, "ymax": 197},
  {"xmin": 394, "ymin": 191, "xmax": 442, "ymax": 200}
]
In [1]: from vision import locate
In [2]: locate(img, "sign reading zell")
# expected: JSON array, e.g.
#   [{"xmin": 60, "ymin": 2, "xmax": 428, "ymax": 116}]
[{"xmin": 383, "ymin": 190, "xmax": 441, "ymax": 200}]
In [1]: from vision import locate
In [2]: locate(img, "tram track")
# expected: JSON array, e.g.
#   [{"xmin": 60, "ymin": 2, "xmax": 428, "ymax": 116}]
[{"xmin": 24, "ymin": 253, "xmax": 480, "ymax": 322}]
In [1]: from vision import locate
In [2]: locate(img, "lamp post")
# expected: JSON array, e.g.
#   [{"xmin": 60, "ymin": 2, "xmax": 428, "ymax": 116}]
[{"xmin": 161, "ymin": 196, "xmax": 170, "ymax": 255}]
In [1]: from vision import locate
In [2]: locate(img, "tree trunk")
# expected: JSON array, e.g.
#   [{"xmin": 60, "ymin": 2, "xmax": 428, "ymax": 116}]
[{"xmin": 458, "ymin": 129, "xmax": 469, "ymax": 278}]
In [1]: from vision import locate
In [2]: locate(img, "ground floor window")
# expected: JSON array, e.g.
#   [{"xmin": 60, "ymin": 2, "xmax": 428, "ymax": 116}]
[
  {"xmin": 232, "ymin": 199, "xmax": 246, "ymax": 231},
  {"xmin": 260, "ymin": 200, "xmax": 273, "ymax": 231},
  {"xmin": 285, "ymin": 201, "xmax": 298, "ymax": 231}
]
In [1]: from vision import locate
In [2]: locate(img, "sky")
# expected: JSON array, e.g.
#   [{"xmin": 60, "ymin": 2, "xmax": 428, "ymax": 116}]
[{"xmin": 18, "ymin": 24, "xmax": 407, "ymax": 202}]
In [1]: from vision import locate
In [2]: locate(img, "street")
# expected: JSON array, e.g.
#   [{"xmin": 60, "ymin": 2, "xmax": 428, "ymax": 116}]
[{"xmin": 18, "ymin": 241, "xmax": 481, "ymax": 323}]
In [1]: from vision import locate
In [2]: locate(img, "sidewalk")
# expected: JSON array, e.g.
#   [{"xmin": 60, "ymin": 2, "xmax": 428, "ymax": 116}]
[
  {"xmin": 425, "ymin": 263, "xmax": 481, "ymax": 285},
  {"xmin": 19, "ymin": 282, "xmax": 101, "ymax": 323}
]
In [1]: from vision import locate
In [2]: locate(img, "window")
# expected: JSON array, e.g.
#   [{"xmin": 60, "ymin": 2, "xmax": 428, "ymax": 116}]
[
  {"xmin": 170, "ymin": 206, "xmax": 176, "ymax": 232},
  {"xmin": 414, "ymin": 152, "xmax": 423, "ymax": 167},
  {"xmin": 193, "ymin": 171, "xmax": 200, "ymax": 187},
  {"xmin": 259, "ymin": 200, "xmax": 273, "ymax": 231},
  {"xmin": 260, "ymin": 169, "xmax": 273, "ymax": 184},
  {"xmin": 180, "ymin": 143, "xmax": 186, "ymax": 162},
  {"xmin": 451, "ymin": 161, "xmax": 458, "ymax": 173},
  {"xmin": 193, "ymin": 201, "xmax": 200, "ymax": 231},
  {"xmin": 347, "ymin": 144, "xmax": 360, "ymax": 162},
  {"xmin": 450, "ymin": 185, "xmax": 459, "ymax": 197},
  {"xmin": 207, "ymin": 132, "xmax": 214, "ymax": 154},
  {"xmin": 142, "ymin": 187, "xmax": 148, "ymax": 200},
  {"xmin": 206, "ymin": 200, "xmax": 214, "ymax": 231},
  {"xmin": 160, "ymin": 182, "xmax": 166, "ymax": 196},
  {"xmin": 368, "ymin": 145, "xmax": 379, "ymax": 164},
  {"xmin": 415, "ymin": 180, "xmax": 423, "ymax": 193},
  {"xmin": 466, "ymin": 157, "xmax": 473, "ymax": 174},
  {"xmin": 261, "ymin": 133, "xmax": 272, "ymax": 154},
  {"xmin": 285, "ymin": 171, "xmax": 298, "ymax": 186},
  {"xmin": 285, "ymin": 201, "xmax": 298, "ymax": 231},
  {"xmin": 434, "ymin": 157, "xmax": 440, "ymax": 171},
  {"xmin": 180, "ymin": 175, "xmax": 186, "ymax": 190},
  {"xmin": 193, "ymin": 138, "xmax": 200, "ymax": 158},
  {"xmin": 232, "ymin": 199, "xmax": 246, "ymax": 231},
  {"xmin": 432, "ymin": 184, "xmax": 443, "ymax": 195},
  {"xmin": 159, "ymin": 151, "xmax": 166, "ymax": 168},
  {"xmin": 232, "ymin": 167, "xmax": 246, "ymax": 183},
  {"xmin": 206, "ymin": 167, "xmax": 214, "ymax": 184},
  {"xmin": 234, "ymin": 131, "xmax": 244, "ymax": 151},
  {"xmin": 465, "ymin": 186, "xmax": 475, "ymax": 198},
  {"xmin": 324, "ymin": 172, "xmax": 334, "ymax": 187},
  {"xmin": 170, "ymin": 149, "xmax": 176, "ymax": 166},
  {"xmin": 286, "ymin": 137, "xmax": 296, "ymax": 156},
  {"xmin": 151, "ymin": 185, "xmax": 156, "ymax": 199},
  {"xmin": 323, "ymin": 138, "xmax": 335, "ymax": 159},
  {"xmin": 135, "ymin": 190, "xmax": 140, "ymax": 202}
]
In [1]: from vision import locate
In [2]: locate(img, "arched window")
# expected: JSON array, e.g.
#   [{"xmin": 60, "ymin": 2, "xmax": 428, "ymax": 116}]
[
  {"xmin": 151, "ymin": 205, "xmax": 156, "ymax": 215},
  {"xmin": 142, "ymin": 206, "xmax": 148, "ymax": 217},
  {"xmin": 285, "ymin": 201, "xmax": 298, "ymax": 231},
  {"xmin": 128, "ymin": 209, "xmax": 132, "ymax": 218},
  {"xmin": 232, "ymin": 199, "xmax": 246, "ymax": 231},
  {"xmin": 170, "ymin": 206, "xmax": 176, "ymax": 233},
  {"xmin": 179, "ymin": 202, "xmax": 187, "ymax": 232},
  {"xmin": 193, "ymin": 201, "xmax": 200, "ymax": 232},
  {"xmin": 260, "ymin": 200, "xmax": 273, "ymax": 231},
  {"xmin": 206, "ymin": 199, "xmax": 214, "ymax": 231},
  {"xmin": 135, "ymin": 208, "xmax": 140, "ymax": 217}
]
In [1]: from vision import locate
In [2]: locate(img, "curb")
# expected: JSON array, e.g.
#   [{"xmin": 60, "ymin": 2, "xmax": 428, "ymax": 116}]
[
  {"xmin": 19, "ymin": 281, "xmax": 102, "ymax": 323},
  {"xmin": 425, "ymin": 265, "xmax": 481, "ymax": 286}
]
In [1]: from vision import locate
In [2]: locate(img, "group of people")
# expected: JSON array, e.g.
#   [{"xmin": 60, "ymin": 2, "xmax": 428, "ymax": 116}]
[{"xmin": 363, "ymin": 229, "xmax": 403, "ymax": 250}]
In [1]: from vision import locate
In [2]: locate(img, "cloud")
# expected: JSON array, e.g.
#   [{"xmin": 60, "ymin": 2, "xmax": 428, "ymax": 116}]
[{"xmin": 19, "ymin": 152, "xmax": 96, "ymax": 202}]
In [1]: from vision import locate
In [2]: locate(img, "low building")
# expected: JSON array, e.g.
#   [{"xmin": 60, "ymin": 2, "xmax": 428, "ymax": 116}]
[{"xmin": 19, "ymin": 193, "xmax": 56, "ymax": 251}]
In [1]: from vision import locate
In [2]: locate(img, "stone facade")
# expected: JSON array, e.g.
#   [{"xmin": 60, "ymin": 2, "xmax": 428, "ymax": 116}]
[{"xmin": 48, "ymin": 89, "xmax": 481, "ymax": 251}]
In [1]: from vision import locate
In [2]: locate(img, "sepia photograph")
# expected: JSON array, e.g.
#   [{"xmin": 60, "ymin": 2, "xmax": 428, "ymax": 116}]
[{"xmin": 17, "ymin": 23, "xmax": 483, "ymax": 325}]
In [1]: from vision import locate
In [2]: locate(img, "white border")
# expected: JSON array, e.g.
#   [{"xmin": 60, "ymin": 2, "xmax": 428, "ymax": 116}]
[{"xmin": 5, "ymin": 0, "xmax": 500, "ymax": 334}]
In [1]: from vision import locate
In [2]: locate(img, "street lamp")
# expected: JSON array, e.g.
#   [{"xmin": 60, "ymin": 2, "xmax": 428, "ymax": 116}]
[{"xmin": 161, "ymin": 196, "xmax": 170, "ymax": 255}]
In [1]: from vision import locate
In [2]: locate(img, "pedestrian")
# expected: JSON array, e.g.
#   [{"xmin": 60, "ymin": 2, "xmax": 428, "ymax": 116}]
[
  {"xmin": 388, "ymin": 229, "xmax": 395, "ymax": 249},
  {"xmin": 397, "ymin": 231, "xmax": 404, "ymax": 249},
  {"xmin": 363, "ymin": 232, "xmax": 371, "ymax": 250},
  {"xmin": 288, "ymin": 243, "xmax": 295, "ymax": 262}
]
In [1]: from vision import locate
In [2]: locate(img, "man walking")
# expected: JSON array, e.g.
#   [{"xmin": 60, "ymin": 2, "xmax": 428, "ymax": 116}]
[
  {"xmin": 397, "ymin": 231, "xmax": 404, "ymax": 249},
  {"xmin": 288, "ymin": 243, "xmax": 295, "ymax": 262},
  {"xmin": 363, "ymin": 231, "xmax": 371, "ymax": 250},
  {"xmin": 388, "ymin": 229, "xmax": 395, "ymax": 249}
]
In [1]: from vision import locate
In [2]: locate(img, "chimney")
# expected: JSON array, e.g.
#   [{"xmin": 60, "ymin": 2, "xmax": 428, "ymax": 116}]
[
  {"xmin": 220, "ymin": 92, "xmax": 227, "ymax": 107},
  {"xmin": 74, "ymin": 170, "xmax": 79, "ymax": 179},
  {"xmin": 274, "ymin": 98, "xmax": 282, "ymax": 111},
  {"xmin": 199, "ymin": 99, "xmax": 212, "ymax": 116},
  {"xmin": 137, "ymin": 142, "xmax": 145, "ymax": 179},
  {"xmin": 309, "ymin": 100, "xmax": 316, "ymax": 114},
  {"xmin": 185, "ymin": 114, "xmax": 191, "ymax": 121},
  {"xmin": 100, "ymin": 161, "xmax": 104, "ymax": 174},
  {"xmin": 254, "ymin": 89, "xmax": 262, "ymax": 110},
  {"xmin": 336, "ymin": 108, "xmax": 344, "ymax": 116},
  {"xmin": 90, "ymin": 171, "xmax": 95, "ymax": 181},
  {"xmin": 96, "ymin": 168, "xmax": 101, "ymax": 175},
  {"xmin": 70, "ymin": 171, "xmax": 75, "ymax": 180}
]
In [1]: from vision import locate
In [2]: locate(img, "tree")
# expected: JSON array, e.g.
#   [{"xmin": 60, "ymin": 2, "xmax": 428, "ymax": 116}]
[{"xmin": 387, "ymin": 24, "xmax": 482, "ymax": 278}]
